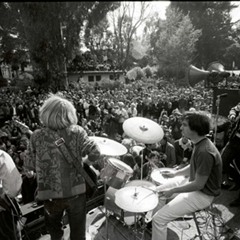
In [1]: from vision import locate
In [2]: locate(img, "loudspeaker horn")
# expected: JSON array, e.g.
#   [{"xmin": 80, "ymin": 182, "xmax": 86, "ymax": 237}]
[{"xmin": 188, "ymin": 65, "xmax": 210, "ymax": 87}]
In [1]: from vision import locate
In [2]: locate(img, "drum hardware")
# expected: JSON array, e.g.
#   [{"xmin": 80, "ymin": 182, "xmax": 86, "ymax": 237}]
[
  {"xmin": 115, "ymin": 185, "xmax": 159, "ymax": 240},
  {"xmin": 213, "ymin": 95, "xmax": 226, "ymax": 145},
  {"xmin": 89, "ymin": 136, "xmax": 128, "ymax": 240},
  {"xmin": 123, "ymin": 117, "xmax": 164, "ymax": 179}
]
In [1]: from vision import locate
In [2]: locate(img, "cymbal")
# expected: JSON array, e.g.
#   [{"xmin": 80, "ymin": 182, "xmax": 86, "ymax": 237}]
[
  {"xmin": 115, "ymin": 186, "xmax": 158, "ymax": 213},
  {"xmin": 123, "ymin": 117, "xmax": 164, "ymax": 144},
  {"xmin": 89, "ymin": 136, "xmax": 128, "ymax": 156}
]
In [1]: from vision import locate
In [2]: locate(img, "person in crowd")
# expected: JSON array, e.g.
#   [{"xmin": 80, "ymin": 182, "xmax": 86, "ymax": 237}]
[
  {"xmin": 221, "ymin": 102, "xmax": 240, "ymax": 197},
  {"xmin": 0, "ymin": 149, "xmax": 22, "ymax": 240},
  {"xmin": 158, "ymin": 135, "xmax": 176, "ymax": 168},
  {"xmin": 127, "ymin": 102, "xmax": 138, "ymax": 118},
  {"xmin": 169, "ymin": 108, "xmax": 182, "ymax": 141},
  {"xmin": 151, "ymin": 111, "xmax": 222, "ymax": 240},
  {"xmin": 143, "ymin": 150, "xmax": 165, "ymax": 180},
  {"xmin": 174, "ymin": 135, "xmax": 193, "ymax": 168},
  {"xmin": 114, "ymin": 101, "xmax": 129, "ymax": 136},
  {"xmin": 24, "ymin": 94, "xmax": 101, "ymax": 240}
]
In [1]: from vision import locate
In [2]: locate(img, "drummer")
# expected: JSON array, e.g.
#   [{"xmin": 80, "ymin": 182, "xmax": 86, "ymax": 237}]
[{"xmin": 151, "ymin": 111, "xmax": 222, "ymax": 240}]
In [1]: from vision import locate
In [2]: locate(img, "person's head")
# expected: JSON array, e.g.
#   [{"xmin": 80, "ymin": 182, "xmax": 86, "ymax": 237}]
[
  {"xmin": 181, "ymin": 111, "xmax": 211, "ymax": 139},
  {"xmin": 39, "ymin": 94, "xmax": 78, "ymax": 130},
  {"xmin": 148, "ymin": 151, "xmax": 161, "ymax": 163},
  {"xmin": 160, "ymin": 135, "xmax": 168, "ymax": 145}
]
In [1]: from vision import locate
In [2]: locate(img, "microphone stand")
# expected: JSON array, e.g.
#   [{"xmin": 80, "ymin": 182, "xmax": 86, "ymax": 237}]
[{"xmin": 213, "ymin": 95, "xmax": 221, "ymax": 145}]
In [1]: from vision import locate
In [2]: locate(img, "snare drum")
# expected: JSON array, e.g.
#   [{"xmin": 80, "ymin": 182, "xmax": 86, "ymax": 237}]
[
  {"xmin": 151, "ymin": 168, "xmax": 188, "ymax": 191},
  {"xmin": 100, "ymin": 158, "xmax": 133, "ymax": 189},
  {"xmin": 125, "ymin": 179, "xmax": 156, "ymax": 188},
  {"xmin": 150, "ymin": 168, "xmax": 176, "ymax": 186}
]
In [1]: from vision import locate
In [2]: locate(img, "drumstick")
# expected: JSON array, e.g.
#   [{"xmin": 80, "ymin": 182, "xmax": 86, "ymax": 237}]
[{"xmin": 141, "ymin": 186, "xmax": 158, "ymax": 194}]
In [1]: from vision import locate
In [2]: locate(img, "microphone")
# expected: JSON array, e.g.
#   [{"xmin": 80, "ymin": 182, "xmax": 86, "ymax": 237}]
[{"xmin": 217, "ymin": 93, "xmax": 228, "ymax": 98}]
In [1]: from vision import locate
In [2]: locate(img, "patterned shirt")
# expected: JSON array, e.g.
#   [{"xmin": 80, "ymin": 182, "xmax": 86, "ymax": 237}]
[{"xmin": 24, "ymin": 125, "xmax": 100, "ymax": 201}]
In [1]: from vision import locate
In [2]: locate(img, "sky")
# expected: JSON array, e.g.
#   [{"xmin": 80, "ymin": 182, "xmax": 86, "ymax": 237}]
[{"xmin": 136, "ymin": 1, "xmax": 240, "ymax": 22}]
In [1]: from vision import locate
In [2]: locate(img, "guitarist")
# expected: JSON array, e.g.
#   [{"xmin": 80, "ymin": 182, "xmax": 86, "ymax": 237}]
[
  {"xmin": 221, "ymin": 102, "xmax": 240, "ymax": 192},
  {"xmin": 22, "ymin": 94, "xmax": 101, "ymax": 240},
  {"xmin": 0, "ymin": 149, "xmax": 22, "ymax": 240}
]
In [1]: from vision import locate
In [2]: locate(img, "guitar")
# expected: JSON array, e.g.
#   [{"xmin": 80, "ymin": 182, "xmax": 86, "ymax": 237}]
[{"xmin": 12, "ymin": 118, "xmax": 33, "ymax": 135}]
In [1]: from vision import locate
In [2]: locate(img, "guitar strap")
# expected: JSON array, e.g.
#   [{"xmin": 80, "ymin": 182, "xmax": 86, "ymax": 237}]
[{"xmin": 52, "ymin": 130, "xmax": 96, "ymax": 189}]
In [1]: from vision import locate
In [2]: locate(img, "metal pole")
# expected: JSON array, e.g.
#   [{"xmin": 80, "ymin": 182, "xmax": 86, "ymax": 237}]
[{"xmin": 214, "ymin": 96, "xmax": 220, "ymax": 145}]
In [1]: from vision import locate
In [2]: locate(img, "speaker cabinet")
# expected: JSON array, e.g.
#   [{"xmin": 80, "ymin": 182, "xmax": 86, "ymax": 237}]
[{"xmin": 212, "ymin": 89, "xmax": 240, "ymax": 117}]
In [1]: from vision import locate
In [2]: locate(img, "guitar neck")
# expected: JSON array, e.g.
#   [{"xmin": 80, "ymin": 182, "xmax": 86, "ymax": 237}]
[{"xmin": 12, "ymin": 119, "xmax": 33, "ymax": 135}]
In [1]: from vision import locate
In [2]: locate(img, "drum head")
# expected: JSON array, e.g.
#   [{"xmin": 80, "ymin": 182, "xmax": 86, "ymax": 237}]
[
  {"xmin": 108, "ymin": 158, "xmax": 133, "ymax": 174},
  {"xmin": 125, "ymin": 180, "xmax": 156, "ymax": 189},
  {"xmin": 151, "ymin": 168, "xmax": 175, "ymax": 185}
]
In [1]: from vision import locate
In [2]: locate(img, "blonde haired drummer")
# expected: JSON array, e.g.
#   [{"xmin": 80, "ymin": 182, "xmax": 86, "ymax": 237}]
[{"xmin": 151, "ymin": 111, "xmax": 222, "ymax": 240}]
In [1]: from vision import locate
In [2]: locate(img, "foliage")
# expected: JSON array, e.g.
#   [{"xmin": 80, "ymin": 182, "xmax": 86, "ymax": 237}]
[
  {"xmin": 223, "ymin": 42, "xmax": 240, "ymax": 69},
  {"xmin": 142, "ymin": 65, "xmax": 152, "ymax": 78},
  {"xmin": 109, "ymin": 2, "xmax": 150, "ymax": 70},
  {"xmin": 170, "ymin": 1, "xmax": 235, "ymax": 68},
  {"xmin": 0, "ymin": 2, "xmax": 119, "ymax": 90},
  {"xmin": 126, "ymin": 66, "xmax": 145, "ymax": 81},
  {"xmin": 149, "ymin": 7, "xmax": 201, "ymax": 81}
]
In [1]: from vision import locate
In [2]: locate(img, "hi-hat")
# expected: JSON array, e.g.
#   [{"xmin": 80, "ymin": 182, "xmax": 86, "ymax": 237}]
[
  {"xmin": 123, "ymin": 117, "xmax": 164, "ymax": 144},
  {"xmin": 115, "ymin": 186, "xmax": 158, "ymax": 213},
  {"xmin": 89, "ymin": 136, "xmax": 128, "ymax": 156}
]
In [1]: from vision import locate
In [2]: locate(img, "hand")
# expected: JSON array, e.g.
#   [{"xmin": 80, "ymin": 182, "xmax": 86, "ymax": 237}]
[
  {"xmin": 161, "ymin": 171, "xmax": 176, "ymax": 178},
  {"xmin": 229, "ymin": 115, "xmax": 235, "ymax": 121},
  {"xmin": 162, "ymin": 188, "xmax": 175, "ymax": 198}
]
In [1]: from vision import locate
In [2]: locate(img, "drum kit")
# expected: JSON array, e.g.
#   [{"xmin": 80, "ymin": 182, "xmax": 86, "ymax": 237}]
[{"xmin": 90, "ymin": 117, "xmax": 167, "ymax": 240}]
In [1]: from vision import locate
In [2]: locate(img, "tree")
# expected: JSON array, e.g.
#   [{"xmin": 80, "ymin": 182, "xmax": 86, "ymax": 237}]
[
  {"xmin": 0, "ymin": 3, "xmax": 28, "ymax": 66},
  {"xmin": 1, "ymin": 2, "xmax": 119, "ymax": 90},
  {"xmin": 109, "ymin": 2, "xmax": 150, "ymax": 70},
  {"xmin": 170, "ymin": 1, "xmax": 236, "ymax": 68},
  {"xmin": 149, "ymin": 7, "xmax": 201, "ymax": 81}
]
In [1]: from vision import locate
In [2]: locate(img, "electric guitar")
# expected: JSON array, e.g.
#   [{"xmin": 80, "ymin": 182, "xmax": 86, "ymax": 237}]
[{"xmin": 12, "ymin": 118, "xmax": 33, "ymax": 135}]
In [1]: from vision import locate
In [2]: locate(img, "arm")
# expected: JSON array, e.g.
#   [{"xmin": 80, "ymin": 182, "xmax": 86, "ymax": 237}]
[
  {"xmin": 81, "ymin": 130, "xmax": 101, "ymax": 162},
  {"xmin": 163, "ymin": 173, "xmax": 208, "ymax": 198},
  {"xmin": 163, "ymin": 151, "xmax": 214, "ymax": 198}
]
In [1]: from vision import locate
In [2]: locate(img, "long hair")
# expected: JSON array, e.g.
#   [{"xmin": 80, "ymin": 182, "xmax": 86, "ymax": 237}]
[
  {"xmin": 39, "ymin": 94, "xmax": 78, "ymax": 130},
  {"xmin": 183, "ymin": 111, "xmax": 211, "ymax": 136}
]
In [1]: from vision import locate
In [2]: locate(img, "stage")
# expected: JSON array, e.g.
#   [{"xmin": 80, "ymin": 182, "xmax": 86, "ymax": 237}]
[{"xmin": 19, "ymin": 188, "xmax": 240, "ymax": 240}]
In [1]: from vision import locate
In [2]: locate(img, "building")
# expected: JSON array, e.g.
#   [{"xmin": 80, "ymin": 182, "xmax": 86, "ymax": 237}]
[{"xmin": 68, "ymin": 70, "xmax": 125, "ymax": 87}]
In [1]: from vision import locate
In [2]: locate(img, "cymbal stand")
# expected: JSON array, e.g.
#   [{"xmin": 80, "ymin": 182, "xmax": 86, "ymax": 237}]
[
  {"xmin": 141, "ymin": 152, "xmax": 144, "ymax": 180},
  {"xmin": 132, "ymin": 212, "xmax": 148, "ymax": 240},
  {"xmin": 102, "ymin": 157, "xmax": 110, "ymax": 240},
  {"xmin": 213, "ymin": 95, "xmax": 221, "ymax": 145}
]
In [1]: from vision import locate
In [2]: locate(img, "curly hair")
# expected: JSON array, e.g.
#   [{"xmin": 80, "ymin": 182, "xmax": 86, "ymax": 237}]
[{"xmin": 183, "ymin": 111, "xmax": 211, "ymax": 136}]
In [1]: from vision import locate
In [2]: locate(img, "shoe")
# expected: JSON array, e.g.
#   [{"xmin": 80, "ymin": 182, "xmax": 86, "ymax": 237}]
[{"xmin": 229, "ymin": 198, "xmax": 240, "ymax": 207}]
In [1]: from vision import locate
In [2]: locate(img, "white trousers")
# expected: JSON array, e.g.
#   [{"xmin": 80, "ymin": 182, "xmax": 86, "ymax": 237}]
[{"xmin": 151, "ymin": 179, "xmax": 214, "ymax": 240}]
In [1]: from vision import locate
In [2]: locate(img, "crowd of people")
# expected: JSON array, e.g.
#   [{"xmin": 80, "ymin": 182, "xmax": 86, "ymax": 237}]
[{"xmin": 0, "ymin": 78, "xmax": 240, "ymax": 240}]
